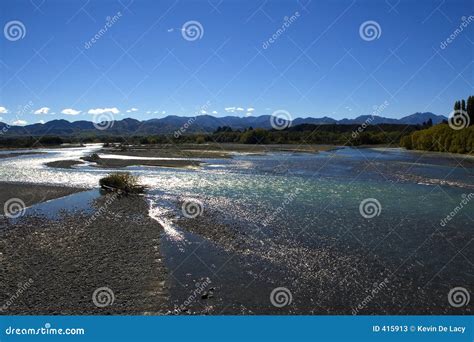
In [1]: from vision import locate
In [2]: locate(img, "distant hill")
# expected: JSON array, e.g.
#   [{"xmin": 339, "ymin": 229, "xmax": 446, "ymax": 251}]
[{"xmin": 0, "ymin": 112, "xmax": 446, "ymax": 136}]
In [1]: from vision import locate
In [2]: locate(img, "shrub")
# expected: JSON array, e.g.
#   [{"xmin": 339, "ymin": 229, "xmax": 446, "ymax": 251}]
[
  {"xmin": 195, "ymin": 135, "xmax": 206, "ymax": 144},
  {"xmin": 99, "ymin": 172, "xmax": 146, "ymax": 193}
]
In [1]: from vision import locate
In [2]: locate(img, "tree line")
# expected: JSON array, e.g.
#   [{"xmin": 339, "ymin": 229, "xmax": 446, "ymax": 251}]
[
  {"xmin": 1, "ymin": 97, "xmax": 472, "ymax": 155},
  {"xmin": 400, "ymin": 96, "xmax": 473, "ymax": 154}
]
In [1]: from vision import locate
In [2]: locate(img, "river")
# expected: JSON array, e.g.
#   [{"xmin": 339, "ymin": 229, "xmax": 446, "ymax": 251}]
[{"xmin": 0, "ymin": 145, "xmax": 472, "ymax": 314}]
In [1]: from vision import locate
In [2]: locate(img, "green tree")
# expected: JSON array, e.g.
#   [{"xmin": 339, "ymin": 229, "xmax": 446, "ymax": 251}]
[
  {"xmin": 454, "ymin": 100, "xmax": 461, "ymax": 111},
  {"xmin": 239, "ymin": 128, "xmax": 268, "ymax": 144},
  {"xmin": 467, "ymin": 95, "xmax": 474, "ymax": 126}
]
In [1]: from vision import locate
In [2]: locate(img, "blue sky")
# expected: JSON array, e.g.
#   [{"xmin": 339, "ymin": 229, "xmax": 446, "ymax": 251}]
[{"xmin": 0, "ymin": 0, "xmax": 472, "ymax": 125}]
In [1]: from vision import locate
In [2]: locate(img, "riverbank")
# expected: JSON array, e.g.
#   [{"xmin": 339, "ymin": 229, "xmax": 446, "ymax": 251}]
[
  {"xmin": 0, "ymin": 189, "xmax": 168, "ymax": 314},
  {"xmin": 0, "ymin": 182, "xmax": 86, "ymax": 213}
]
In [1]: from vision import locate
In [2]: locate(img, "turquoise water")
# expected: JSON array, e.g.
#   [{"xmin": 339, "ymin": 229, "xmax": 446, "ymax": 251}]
[{"xmin": 0, "ymin": 146, "xmax": 472, "ymax": 314}]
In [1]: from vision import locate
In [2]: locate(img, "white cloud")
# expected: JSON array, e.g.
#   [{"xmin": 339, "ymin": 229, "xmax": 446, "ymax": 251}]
[
  {"xmin": 39, "ymin": 120, "xmax": 45, "ymax": 124},
  {"xmin": 0, "ymin": 117, "xmax": 3, "ymax": 121},
  {"xmin": 13, "ymin": 119, "xmax": 27, "ymax": 126},
  {"xmin": 153, "ymin": 111, "xmax": 159, "ymax": 114},
  {"xmin": 146, "ymin": 111, "xmax": 152, "ymax": 114},
  {"xmin": 88, "ymin": 107, "xmax": 120, "ymax": 115},
  {"xmin": 34, "ymin": 107, "xmax": 50, "ymax": 115},
  {"xmin": 212, "ymin": 110, "xmax": 218, "ymax": 114},
  {"xmin": 61, "ymin": 108, "xmax": 81, "ymax": 115},
  {"xmin": 247, "ymin": 108, "xmax": 255, "ymax": 112},
  {"xmin": 162, "ymin": 111, "xmax": 166, "ymax": 115},
  {"xmin": 126, "ymin": 107, "xmax": 139, "ymax": 113},
  {"xmin": 225, "ymin": 107, "xmax": 246, "ymax": 113},
  {"xmin": 0, "ymin": 107, "xmax": 8, "ymax": 114},
  {"xmin": 200, "ymin": 110, "xmax": 207, "ymax": 114}
]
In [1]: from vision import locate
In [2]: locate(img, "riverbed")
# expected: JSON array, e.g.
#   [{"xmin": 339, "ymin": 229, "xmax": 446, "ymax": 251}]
[{"xmin": 0, "ymin": 145, "xmax": 472, "ymax": 314}]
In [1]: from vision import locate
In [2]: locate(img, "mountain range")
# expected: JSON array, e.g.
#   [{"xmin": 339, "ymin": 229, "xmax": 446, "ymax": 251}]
[{"xmin": 0, "ymin": 112, "xmax": 447, "ymax": 136}]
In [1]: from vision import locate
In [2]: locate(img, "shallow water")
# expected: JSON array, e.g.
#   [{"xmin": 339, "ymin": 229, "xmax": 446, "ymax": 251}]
[{"xmin": 1, "ymin": 145, "xmax": 472, "ymax": 313}]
